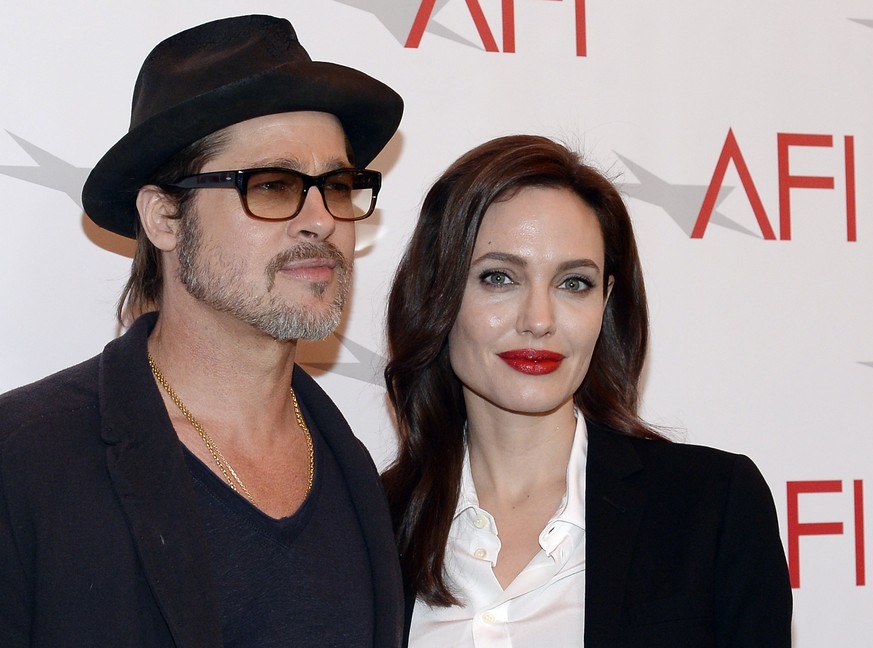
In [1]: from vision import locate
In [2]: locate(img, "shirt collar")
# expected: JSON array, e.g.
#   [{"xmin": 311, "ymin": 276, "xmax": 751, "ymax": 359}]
[
  {"xmin": 455, "ymin": 442, "xmax": 480, "ymax": 519},
  {"xmin": 551, "ymin": 412, "xmax": 588, "ymax": 530}
]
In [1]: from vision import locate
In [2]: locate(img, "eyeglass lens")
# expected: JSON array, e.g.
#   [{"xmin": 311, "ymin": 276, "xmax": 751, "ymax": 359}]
[{"xmin": 244, "ymin": 170, "xmax": 375, "ymax": 221}]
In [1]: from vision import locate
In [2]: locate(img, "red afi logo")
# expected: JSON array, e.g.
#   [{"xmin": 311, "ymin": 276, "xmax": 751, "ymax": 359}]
[
  {"xmin": 405, "ymin": 0, "xmax": 588, "ymax": 56},
  {"xmin": 694, "ymin": 130, "xmax": 857, "ymax": 241},
  {"xmin": 787, "ymin": 480, "xmax": 866, "ymax": 588}
]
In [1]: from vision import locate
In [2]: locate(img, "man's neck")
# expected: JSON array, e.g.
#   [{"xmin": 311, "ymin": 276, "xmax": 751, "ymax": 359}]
[
  {"xmin": 145, "ymin": 298, "xmax": 300, "ymax": 446},
  {"xmin": 144, "ymin": 293, "xmax": 321, "ymax": 518}
]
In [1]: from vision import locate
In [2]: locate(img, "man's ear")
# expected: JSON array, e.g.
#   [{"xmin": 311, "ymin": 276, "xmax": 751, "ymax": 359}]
[{"xmin": 136, "ymin": 185, "xmax": 181, "ymax": 252}]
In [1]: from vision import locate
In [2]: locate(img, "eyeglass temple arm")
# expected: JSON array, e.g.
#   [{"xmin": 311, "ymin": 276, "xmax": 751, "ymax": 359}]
[{"xmin": 165, "ymin": 172, "xmax": 237, "ymax": 189}]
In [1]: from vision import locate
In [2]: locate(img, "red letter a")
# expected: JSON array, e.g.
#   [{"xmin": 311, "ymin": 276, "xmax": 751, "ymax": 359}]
[
  {"xmin": 692, "ymin": 129, "xmax": 776, "ymax": 239},
  {"xmin": 406, "ymin": 0, "xmax": 499, "ymax": 51}
]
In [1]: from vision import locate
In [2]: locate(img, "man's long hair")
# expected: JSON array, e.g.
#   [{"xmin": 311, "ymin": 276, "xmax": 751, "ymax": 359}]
[{"xmin": 116, "ymin": 132, "xmax": 227, "ymax": 325}]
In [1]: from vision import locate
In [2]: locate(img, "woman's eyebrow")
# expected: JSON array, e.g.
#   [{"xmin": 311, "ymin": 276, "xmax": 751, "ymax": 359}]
[
  {"xmin": 556, "ymin": 258, "xmax": 601, "ymax": 273},
  {"xmin": 471, "ymin": 251, "xmax": 601, "ymax": 274},
  {"xmin": 470, "ymin": 251, "xmax": 526, "ymax": 267}
]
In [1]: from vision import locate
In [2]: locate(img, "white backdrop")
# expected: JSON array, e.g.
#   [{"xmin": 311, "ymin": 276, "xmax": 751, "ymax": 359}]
[{"xmin": 1, "ymin": 1, "xmax": 871, "ymax": 645}]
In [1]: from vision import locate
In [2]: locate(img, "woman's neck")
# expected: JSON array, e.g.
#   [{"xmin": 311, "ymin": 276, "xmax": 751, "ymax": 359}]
[{"xmin": 466, "ymin": 399, "xmax": 577, "ymax": 506}]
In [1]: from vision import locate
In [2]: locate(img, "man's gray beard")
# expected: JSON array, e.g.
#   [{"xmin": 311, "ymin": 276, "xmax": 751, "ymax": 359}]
[{"xmin": 176, "ymin": 213, "xmax": 351, "ymax": 341}]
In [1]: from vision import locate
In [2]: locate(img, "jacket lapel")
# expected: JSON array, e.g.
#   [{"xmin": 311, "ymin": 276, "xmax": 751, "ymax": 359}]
[
  {"xmin": 291, "ymin": 366, "xmax": 404, "ymax": 648},
  {"xmin": 584, "ymin": 422, "xmax": 646, "ymax": 646},
  {"xmin": 99, "ymin": 314, "xmax": 223, "ymax": 648}
]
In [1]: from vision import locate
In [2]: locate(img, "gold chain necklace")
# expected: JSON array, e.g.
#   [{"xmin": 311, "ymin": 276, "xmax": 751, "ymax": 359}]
[{"xmin": 147, "ymin": 353, "xmax": 314, "ymax": 506}]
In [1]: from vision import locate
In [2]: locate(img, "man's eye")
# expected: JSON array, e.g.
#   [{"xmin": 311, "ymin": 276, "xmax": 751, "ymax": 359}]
[
  {"xmin": 256, "ymin": 181, "xmax": 291, "ymax": 192},
  {"xmin": 248, "ymin": 172, "xmax": 299, "ymax": 195},
  {"xmin": 324, "ymin": 181, "xmax": 353, "ymax": 196}
]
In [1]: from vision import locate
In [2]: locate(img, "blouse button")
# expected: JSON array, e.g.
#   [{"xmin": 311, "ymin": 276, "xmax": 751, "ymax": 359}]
[
  {"xmin": 473, "ymin": 514, "xmax": 488, "ymax": 529},
  {"xmin": 482, "ymin": 612, "xmax": 496, "ymax": 624},
  {"xmin": 473, "ymin": 548, "xmax": 487, "ymax": 559}
]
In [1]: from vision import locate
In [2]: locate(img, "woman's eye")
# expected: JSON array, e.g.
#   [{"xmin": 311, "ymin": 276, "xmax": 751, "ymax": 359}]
[
  {"xmin": 559, "ymin": 276, "xmax": 592, "ymax": 292},
  {"xmin": 480, "ymin": 271, "xmax": 514, "ymax": 286}
]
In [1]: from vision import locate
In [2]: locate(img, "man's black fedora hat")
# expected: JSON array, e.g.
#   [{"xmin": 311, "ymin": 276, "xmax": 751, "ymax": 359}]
[{"xmin": 82, "ymin": 14, "xmax": 403, "ymax": 239}]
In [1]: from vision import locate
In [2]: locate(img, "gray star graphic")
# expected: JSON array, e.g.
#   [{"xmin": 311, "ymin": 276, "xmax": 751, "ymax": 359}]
[
  {"xmin": 861, "ymin": 362, "xmax": 873, "ymax": 369},
  {"xmin": 0, "ymin": 131, "xmax": 90, "ymax": 208},
  {"xmin": 333, "ymin": 0, "xmax": 482, "ymax": 48},
  {"xmin": 300, "ymin": 334, "xmax": 387, "ymax": 387},
  {"xmin": 849, "ymin": 18, "xmax": 873, "ymax": 29},
  {"xmin": 615, "ymin": 153, "xmax": 760, "ymax": 238}
]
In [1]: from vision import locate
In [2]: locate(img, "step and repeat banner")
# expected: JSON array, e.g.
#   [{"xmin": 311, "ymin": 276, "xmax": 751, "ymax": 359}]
[{"xmin": 1, "ymin": 1, "xmax": 870, "ymax": 644}]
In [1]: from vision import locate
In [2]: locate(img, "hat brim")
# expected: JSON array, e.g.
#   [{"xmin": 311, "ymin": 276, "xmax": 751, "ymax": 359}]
[{"xmin": 82, "ymin": 61, "xmax": 402, "ymax": 238}]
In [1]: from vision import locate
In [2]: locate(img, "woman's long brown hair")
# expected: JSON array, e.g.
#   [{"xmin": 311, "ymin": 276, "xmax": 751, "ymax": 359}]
[{"xmin": 382, "ymin": 135, "xmax": 664, "ymax": 606}]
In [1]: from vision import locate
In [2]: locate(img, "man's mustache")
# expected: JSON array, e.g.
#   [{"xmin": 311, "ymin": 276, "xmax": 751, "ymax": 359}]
[{"xmin": 265, "ymin": 241, "xmax": 350, "ymax": 282}]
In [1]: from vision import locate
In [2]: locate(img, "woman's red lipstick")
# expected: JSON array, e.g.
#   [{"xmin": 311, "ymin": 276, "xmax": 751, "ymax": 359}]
[{"xmin": 498, "ymin": 349, "xmax": 564, "ymax": 375}]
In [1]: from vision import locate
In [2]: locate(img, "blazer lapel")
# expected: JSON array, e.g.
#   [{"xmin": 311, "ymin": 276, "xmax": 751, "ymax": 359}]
[
  {"xmin": 584, "ymin": 422, "xmax": 646, "ymax": 646},
  {"xmin": 291, "ymin": 366, "xmax": 404, "ymax": 648},
  {"xmin": 99, "ymin": 315, "xmax": 223, "ymax": 648}
]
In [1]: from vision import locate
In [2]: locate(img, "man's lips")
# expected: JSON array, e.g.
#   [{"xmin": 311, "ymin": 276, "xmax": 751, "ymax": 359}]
[
  {"xmin": 497, "ymin": 349, "xmax": 565, "ymax": 375},
  {"xmin": 279, "ymin": 258, "xmax": 336, "ymax": 282}
]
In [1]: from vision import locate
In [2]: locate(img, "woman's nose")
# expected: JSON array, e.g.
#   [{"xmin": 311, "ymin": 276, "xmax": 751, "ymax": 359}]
[{"xmin": 516, "ymin": 286, "xmax": 555, "ymax": 337}]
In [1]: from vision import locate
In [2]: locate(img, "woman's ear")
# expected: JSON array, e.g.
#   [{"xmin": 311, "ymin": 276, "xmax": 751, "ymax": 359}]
[{"xmin": 136, "ymin": 185, "xmax": 181, "ymax": 252}]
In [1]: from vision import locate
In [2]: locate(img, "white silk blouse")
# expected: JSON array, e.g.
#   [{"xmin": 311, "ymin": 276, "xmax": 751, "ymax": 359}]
[{"xmin": 409, "ymin": 414, "xmax": 588, "ymax": 647}]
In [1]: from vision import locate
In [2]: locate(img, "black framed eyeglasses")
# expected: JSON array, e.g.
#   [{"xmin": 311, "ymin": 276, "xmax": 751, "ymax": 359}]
[{"xmin": 163, "ymin": 167, "xmax": 381, "ymax": 221}]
